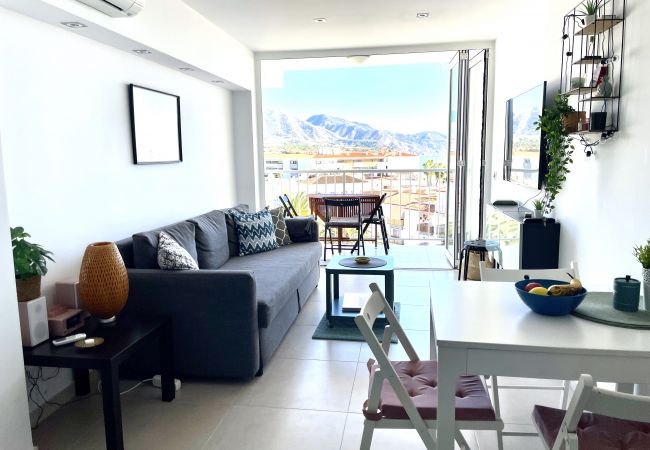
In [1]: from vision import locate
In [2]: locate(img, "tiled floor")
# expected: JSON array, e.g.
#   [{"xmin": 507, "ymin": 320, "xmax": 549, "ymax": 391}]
[{"xmin": 32, "ymin": 267, "xmax": 556, "ymax": 450}]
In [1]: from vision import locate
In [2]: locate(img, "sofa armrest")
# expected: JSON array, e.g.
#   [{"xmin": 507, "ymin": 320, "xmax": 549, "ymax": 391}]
[
  {"xmin": 121, "ymin": 269, "xmax": 259, "ymax": 378},
  {"xmin": 286, "ymin": 217, "xmax": 319, "ymax": 242}
]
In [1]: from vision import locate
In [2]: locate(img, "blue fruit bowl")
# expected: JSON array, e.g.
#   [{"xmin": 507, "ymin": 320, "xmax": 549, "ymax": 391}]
[{"xmin": 514, "ymin": 279, "xmax": 587, "ymax": 316}]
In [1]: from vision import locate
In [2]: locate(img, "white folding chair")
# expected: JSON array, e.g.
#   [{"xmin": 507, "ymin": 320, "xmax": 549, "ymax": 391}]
[
  {"xmin": 532, "ymin": 374, "xmax": 650, "ymax": 450},
  {"xmin": 354, "ymin": 282, "xmax": 503, "ymax": 450},
  {"xmin": 478, "ymin": 261, "xmax": 579, "ymax": 448}
]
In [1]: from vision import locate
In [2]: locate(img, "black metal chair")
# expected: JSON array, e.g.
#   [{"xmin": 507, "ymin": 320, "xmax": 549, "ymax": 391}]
[
  {"xmin": 353, "ymin": 193, "xmax": 389, "ymax": 255},
  {"xmin": 278, "ymin": 194, "xmax": 298, "ymax": 218},
  {"xmin": 323, "ymin": 198, "xmax": 365, "ymax": 260}
]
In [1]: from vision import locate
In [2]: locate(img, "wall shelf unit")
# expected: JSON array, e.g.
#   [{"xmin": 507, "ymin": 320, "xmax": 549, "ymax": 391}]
[{"xmin": 561, "ymin": 0, "xmax": 626, "ymax": 150}]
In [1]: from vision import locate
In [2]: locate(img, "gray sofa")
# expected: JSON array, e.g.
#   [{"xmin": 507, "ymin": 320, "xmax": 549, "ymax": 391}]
[{"xmin": 116, "ymin": 208, "xmax": 321, "ymax": 379}]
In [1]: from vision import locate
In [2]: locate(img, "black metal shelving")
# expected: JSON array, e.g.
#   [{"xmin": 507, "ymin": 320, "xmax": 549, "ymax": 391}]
[{"xmin": 560, "ymin": 0, "xmax": 626, "ymax": 150}]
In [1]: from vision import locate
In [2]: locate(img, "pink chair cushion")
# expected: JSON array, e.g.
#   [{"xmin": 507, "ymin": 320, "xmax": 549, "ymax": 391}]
[
  {"xmin": 533, "ymin": 405, "xmax": 650, "ymax": 450},
  {"xmin": 363, "ymin": 360, "xmax": 496, "ymax": 421}
]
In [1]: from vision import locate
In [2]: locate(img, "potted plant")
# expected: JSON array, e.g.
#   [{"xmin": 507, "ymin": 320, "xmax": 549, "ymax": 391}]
[
  {"xmin": 633, "ymin": 239, "xmax": 650, "ymax": 310},
  {"xmin": 535, "ymin": 94, "xmax": 576, "ymax": 216},
  {"xmin": 532, "ymin": 199, "xmax": 545, "ymax": 218},
  {"xmin": 581, "ymin": 0, "xmax": 599, "ymax": 26},
  {"xmin": 11, "ymin": 227, "xmax": 54, "ymax": 301}
]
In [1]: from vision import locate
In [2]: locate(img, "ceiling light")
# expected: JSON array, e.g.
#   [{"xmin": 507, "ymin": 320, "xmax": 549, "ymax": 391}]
[
  {"xmin": 132, "ymin": 49, "xmax": 152, "ymax": 55},
  {"xmin": 347, "ymin": 55, "xmax": 370, "ymax": 65},
  {"xmin": 416, "ymin": 12, "xmax": 430, "ymax": 18},
  {"xmin": 179, "ymin": 67, "xmax": 194, "ymax": 71},
  {"xmin": 61, "ymin": 21, "xmax": 87, "ymax": 28},
  {"xmin": 313, "ymin": 18, "xmax": 327, "ymax": 23}
]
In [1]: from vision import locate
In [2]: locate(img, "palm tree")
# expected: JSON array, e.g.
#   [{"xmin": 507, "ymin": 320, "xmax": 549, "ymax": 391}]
[
  {"xmin": 288, "ymin": 191, "xmax": 310, "ymax": 216},
  {"xmin": 422, "ymin": 160, "xmax": 447, "ymax": 187}
]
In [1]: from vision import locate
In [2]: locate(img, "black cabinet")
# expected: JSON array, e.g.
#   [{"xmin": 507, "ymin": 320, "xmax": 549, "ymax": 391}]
[{"xmin": 485, "ymin": 204, "xmax": 560, "ymax": 270}]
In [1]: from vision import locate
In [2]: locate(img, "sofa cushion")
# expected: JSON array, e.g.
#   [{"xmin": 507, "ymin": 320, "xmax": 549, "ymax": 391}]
[
  {"xmin": 221, "ymin": 204, "xmax": 249, "ymax": 257},
  {"xmin": 133, "ymin": 221, "xmax": 197, "ymax": 269},
  {"xmin": 157, "ymin": 231, "xmax": 199, "ymax": 270},
  {"xmin": 230, "ymin": 209, "xmax": 278, "ymax": 256},
  {"xmin": 268, "ymin": 207, "xmax": 291, "ymax": 246},
  {"xmin": 189, "ymin": 210, "xmax": 229, "ymax": 269},
  {"xmin": 219, "ymin": 242, "xmax": 321, "ymax": 327}
]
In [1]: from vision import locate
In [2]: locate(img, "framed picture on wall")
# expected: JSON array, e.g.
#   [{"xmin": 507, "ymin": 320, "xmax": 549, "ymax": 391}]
[{"xmin": 128, "ymin": 84, "xmax": 182, "ymax": 164}]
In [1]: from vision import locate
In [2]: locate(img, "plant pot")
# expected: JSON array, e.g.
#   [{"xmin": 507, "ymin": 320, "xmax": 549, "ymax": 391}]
[
  {"xmin": 584, "ymin": 14, "xmax": 596, "ymax": 26},
  {"xmin": 15, "ymin": 275, "xmax": 41, "ymax": 302},
  {"xmin": 643, "ymin": 269, "xmax": 650, "ymax": 311},
  {"xmin": 562, "ymin": 111, "xmax": 587, "ymax": 133},
  {"xmin": 532, "ymin": 210, "xmax": 544, "ymax": 219}
]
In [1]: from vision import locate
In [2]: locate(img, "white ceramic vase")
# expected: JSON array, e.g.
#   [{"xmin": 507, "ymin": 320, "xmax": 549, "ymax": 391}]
[
  {"xmin": 643, "ymin": 269, "xmax": 650, "ymax": 311},
  {"xmin": 584, "ymin": 14, "xmax": 596, "ymax": 26}
]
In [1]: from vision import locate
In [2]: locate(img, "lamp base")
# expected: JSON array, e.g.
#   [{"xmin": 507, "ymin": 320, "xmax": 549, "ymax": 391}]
[{"xmin": 98, "ymin": 316, "xmax": 116, "ymax": 325}]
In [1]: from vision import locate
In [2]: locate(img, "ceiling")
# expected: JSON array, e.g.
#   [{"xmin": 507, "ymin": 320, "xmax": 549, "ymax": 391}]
[{"xmin": 183, "ymin": 0, "xmax": 532, "ymax": 53}]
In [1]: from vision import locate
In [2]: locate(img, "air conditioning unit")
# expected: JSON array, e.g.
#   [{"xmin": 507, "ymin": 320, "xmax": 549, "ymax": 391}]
[{"xmin": 76, "ymin": 0, "xmax": 145, "ymax": 17}]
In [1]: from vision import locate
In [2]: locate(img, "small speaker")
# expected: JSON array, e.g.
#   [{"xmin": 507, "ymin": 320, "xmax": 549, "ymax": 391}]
[
  {"xmin": 55, "ymin": 280, "xmax": 81, "ymax": 309},
  {"xmin": 18, "ymin": 296, "xmax": 49, "ymax": 347}
]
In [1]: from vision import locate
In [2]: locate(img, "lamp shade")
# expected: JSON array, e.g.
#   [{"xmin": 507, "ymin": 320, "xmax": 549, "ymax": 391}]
[{"xmin": 79, "ymin": 242, "xmax": 129, "ymax": 322}]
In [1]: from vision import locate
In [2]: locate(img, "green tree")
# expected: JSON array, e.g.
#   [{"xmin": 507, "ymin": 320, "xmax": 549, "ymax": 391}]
[{"xmin": 422, "ymin": 160, "xmax": 447, "ymax": 187}]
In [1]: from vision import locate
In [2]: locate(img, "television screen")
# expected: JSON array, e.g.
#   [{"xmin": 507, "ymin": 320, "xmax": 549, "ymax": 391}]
[{"xmin": 504, "ymin": 82, "xmax": 547, "ymax": 189}]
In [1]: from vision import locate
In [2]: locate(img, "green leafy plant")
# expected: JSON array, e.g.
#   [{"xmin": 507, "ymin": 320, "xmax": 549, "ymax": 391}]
[
  {"xmin": 634, "ymin": 239, "xmax": 650, "ymax": 269},
  {"xmin": 10, "ymin": 227, "xmax": 54, "ymax": 279},
  {"xmin": 532, "ymin": 199, "xmax": 545, "ymax": 211},
  {"xmin": 535, "ymin": 94, "xmax": 575, "ymax": 215},
  {"xmin": 581, "ymin": 0, "xmax": 599, "ymax": 15},
  {"xmin": 288, "ymin": 192, "xmax": 310, "ymax": 217}
]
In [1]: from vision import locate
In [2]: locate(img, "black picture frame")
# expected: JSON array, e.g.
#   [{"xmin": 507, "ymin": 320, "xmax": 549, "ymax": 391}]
[{"xmin": 128, "ymin": 84, "xmax": 183, "ymax": 164}]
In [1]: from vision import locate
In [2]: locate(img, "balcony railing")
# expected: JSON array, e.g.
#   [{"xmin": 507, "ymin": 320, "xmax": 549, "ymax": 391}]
[{"xmin": 265, "ymin": 169, "xmax": 448, "ymax": 242}]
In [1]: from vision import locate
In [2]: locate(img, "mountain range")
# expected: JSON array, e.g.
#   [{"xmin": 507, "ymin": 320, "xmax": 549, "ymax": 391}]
[{"xmin": 263, "ymin": 110, "xmax": 447, "ymax": 156}]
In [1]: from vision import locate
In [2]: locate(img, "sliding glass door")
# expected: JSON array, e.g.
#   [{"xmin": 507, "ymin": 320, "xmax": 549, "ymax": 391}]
[{"xmin": 445, "ymin": 49, "xmax": 489, "ymax": 266}]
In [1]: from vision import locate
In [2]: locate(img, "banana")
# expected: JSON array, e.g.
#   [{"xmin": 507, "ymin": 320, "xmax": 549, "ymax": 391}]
[{"xmin": 548, "ymin": 284, "xmax": 580, "ymax": 296}]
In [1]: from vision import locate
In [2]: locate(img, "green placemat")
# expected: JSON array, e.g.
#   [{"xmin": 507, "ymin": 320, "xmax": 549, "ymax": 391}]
[
  {"xmin": 312, "ymin": 303, "xmax": 400, "ymax": 343},
  {"xmin": 572, "ymin": 292, "xmax": 650, "ymax": 329}
]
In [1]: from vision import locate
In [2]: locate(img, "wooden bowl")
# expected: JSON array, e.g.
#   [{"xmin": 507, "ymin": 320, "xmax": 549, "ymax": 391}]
[{"xmin": 355, "ymin": 256, "xmax": 371, "ymax": 265}]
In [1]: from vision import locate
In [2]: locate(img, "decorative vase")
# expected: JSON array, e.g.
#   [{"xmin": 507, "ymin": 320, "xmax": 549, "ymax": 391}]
[
  {"xmin": 15, "ymin": 275, "xmax": 41, "ymax": 302},
  {"xmin": 643, "ymin": 268, "xmax": 650, "ymax": 311},
  {"xmin": 79, "ymin": 242, "xmax": 129, "ymax": 324},
  {"xmin": 532, "ymin": 210, "xmax": 544, "ymax": 219}
]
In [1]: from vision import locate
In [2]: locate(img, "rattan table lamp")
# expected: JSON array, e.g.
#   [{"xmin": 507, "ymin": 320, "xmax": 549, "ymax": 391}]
[{"xmin": 79, "ymin": 242, "xmax": 129, "ymax": 324}]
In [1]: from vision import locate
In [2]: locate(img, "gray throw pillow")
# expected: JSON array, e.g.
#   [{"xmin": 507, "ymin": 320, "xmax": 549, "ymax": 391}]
[
  {"xmin": 230, "ymin": 209, "xmax": 278, "ymax": 256},
  {"xmin": 268, "ymin": 207, "xmax": 291, "ymax": 246},
  {"xmin": 189, "ymin": 210, "xmax": 229, "ymax": 269},
  {"xmin": 133, "ymin": 221, "xmax": 198, "ymax": 269},
  {"xmin": 222, "ymin": 204, "xmax": 249, "ymax": 257},
  {"xmin": 157, "ymin": 231, "xmax": 199, "ymax": 270}
]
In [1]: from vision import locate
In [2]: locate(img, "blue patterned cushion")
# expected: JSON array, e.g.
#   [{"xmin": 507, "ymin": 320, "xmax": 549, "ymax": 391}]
[{"xmin": 230, "ymin": 209, "xmax": 279, "ymax": 256}]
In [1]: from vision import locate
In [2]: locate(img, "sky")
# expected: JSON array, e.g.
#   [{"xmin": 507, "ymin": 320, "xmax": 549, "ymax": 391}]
[{"xmin": 262, "ymin": 58, "xmax": 451, "ymax": 134}]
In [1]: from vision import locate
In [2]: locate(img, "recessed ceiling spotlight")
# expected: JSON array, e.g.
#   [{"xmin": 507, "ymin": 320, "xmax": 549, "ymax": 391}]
[
  {"xmin": 313, "ymin": 17, "xmax": 327, "ymax": 23},
  {"xmin": 132, "ymin": 49, "xmax": 152, "ymax": 55},
  {"xmin": 211, "ymin": 80, "xmax": 224, "ymax": 84},
  {"xmin": 347, "ymin": 55, "xmax": 370, "ymax": 65},
  {"xmin": 61, "ymin": 21, "xmax": 88, "ymax": 28},
  {"xmin": 179, "ymin": 67, "xmax": 194, "ymax": 71},
  {"xmin": 416, "ymin": 12, "xmax": 430, "ymax": 18}
]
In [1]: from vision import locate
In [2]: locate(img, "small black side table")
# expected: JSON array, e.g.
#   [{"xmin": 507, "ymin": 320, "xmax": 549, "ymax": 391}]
[{"xmin": 23, "ymin": 316, "xmax": 174, "ymax": 450}]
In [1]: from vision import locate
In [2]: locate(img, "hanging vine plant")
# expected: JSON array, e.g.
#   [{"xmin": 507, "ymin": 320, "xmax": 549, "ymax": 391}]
[{"xmin": 535, "ymin": 93, "xmax": 575, "ymax": 215}]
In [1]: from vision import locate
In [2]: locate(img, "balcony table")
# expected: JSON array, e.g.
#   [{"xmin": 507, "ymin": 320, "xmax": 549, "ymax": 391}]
[
  {"xmin": 308, "ymin": 194, "xmax": 381, "ymax": 253},
  {"xmin": 430, "ymin": 280, "xmax": 650, "ymax": 450}
]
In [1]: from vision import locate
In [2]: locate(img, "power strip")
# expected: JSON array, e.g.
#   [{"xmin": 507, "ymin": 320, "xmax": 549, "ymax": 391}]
[{"xmin": 152, "ymin": 374, "xmax": 182, "ymax": 391}]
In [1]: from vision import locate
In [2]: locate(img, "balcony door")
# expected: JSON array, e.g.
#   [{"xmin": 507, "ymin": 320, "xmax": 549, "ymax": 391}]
[{"xmin": 445, "ymin": 49, "xmax": 489, "ymax": 265}]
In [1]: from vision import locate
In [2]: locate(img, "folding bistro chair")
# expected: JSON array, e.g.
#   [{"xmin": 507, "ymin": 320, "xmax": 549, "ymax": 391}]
[
  {"xmin": 478, "ymin": 261, "xmax": 580, "ymax": 449},
  {"xmin": 278, "ymin": 194, "xmax": 298, "ymax": 218},
  {"xmin": 353, "ymin": 193, "xmax": 389, "ymax": 255},
  {"xmin": 533, "ymin": 374, "xmax": 650, "ymax": 450},
  {"xmin": 354, "ymin": 283, "xmax": 503, "ymax": 449},
  {"xmin": 323, "ymin": 197, "xmax": 365, "ymax": 260}
]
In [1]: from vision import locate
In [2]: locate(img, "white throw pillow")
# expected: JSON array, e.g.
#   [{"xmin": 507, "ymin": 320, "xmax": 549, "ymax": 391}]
[{"xmin": 157, "ymin": 231, "xmax": 199, "ymax": 270}]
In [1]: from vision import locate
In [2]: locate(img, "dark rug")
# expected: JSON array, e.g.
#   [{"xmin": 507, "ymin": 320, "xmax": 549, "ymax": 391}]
[{"xmin": 312, "ymin": 302, "xmax": 400, "ymax": 343}]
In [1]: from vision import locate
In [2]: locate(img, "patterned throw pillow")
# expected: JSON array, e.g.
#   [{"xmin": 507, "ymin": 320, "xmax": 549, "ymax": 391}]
[
  {"xmin": 157, "ymin": 231, "xmax": 199, "ymax": 270},
  {"xmin": 268, "ymin": 207, "xmax": 291, "ymax": 247},
  {"xmin": 230, "ymin": 209, "xmax": 279, "ymax": 256}
]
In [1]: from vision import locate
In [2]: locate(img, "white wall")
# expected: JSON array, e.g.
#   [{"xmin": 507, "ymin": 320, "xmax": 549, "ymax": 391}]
[
  {"xmin": 0, "ymin": 142, "xmax": 34, "ymax": 450},
  {"xmin": 491, "ymin": 0, "xmax": 650, "ymax": 290},
  {"xmin": 0, "ymin": 6, "xmax": 238, "ymax": 415}
]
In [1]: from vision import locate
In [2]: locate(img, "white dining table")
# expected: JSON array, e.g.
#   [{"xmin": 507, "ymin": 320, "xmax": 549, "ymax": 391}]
[{"xmin": 430, "ymin": 280, "xmax": 650, "ymax": 450}]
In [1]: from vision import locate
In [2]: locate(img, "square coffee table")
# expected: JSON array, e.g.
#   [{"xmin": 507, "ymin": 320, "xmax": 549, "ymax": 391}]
[
  {"xmin": 325, "ymin": 255, "xmax": 394, "ymax": 326},
  {"xmin": 23, "ymin": 315, "xmax": 174, "ymax": 450}
]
